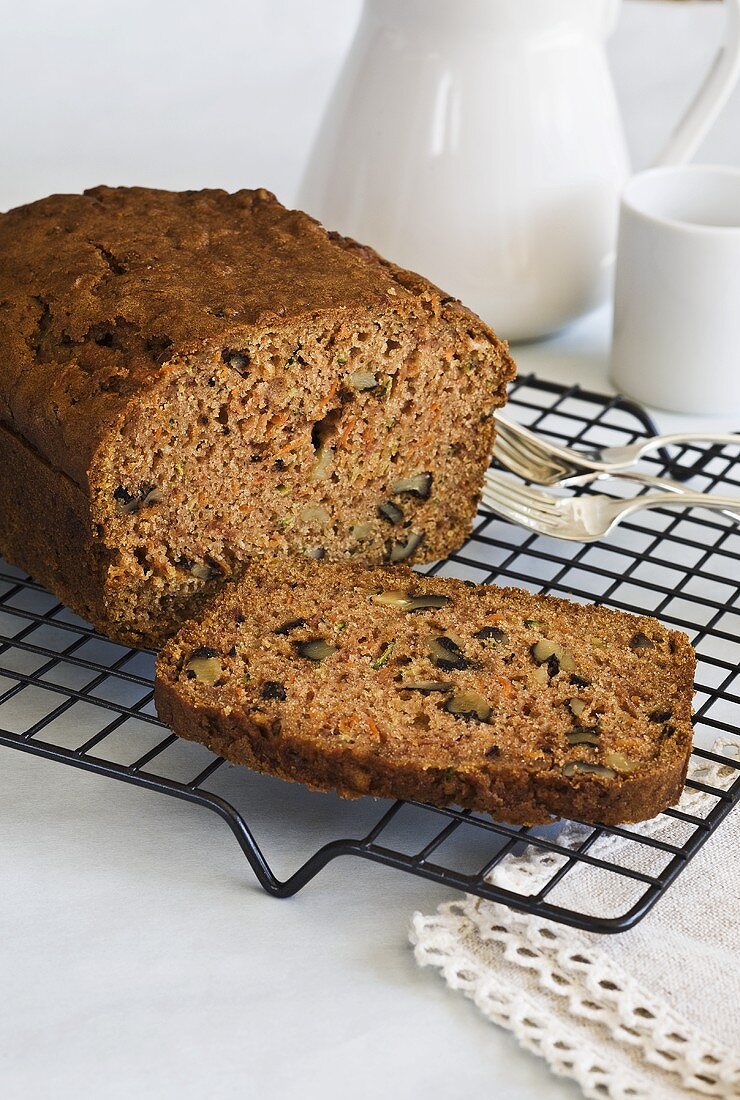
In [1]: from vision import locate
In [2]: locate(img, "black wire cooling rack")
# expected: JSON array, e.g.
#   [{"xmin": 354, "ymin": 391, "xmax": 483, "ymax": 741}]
[{"xmin": 1, "ymin": 375, "xmax": 739, "ymax": 933}]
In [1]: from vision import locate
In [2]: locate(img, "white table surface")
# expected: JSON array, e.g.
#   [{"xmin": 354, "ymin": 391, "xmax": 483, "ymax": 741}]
[{"xmin": 2, "ymin": 3, "xmax": 740, "ymax": 1098}]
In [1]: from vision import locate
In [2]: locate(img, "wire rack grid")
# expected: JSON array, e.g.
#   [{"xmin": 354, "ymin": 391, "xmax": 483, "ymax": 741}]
[{"xmin": 1, "ymin": 375, "xmax": 738, "ymax": 933}]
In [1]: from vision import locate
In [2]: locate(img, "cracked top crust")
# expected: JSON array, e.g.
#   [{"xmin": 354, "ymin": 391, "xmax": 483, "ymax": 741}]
[{"xmin": 0, "ymin": 186, "xmax": 507, "ymax": 489}]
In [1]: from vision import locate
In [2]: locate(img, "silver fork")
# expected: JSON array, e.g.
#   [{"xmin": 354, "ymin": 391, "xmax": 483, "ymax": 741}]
[
  {"xmin": 494, "ymin": 415, "xmax": 740, "ymax": 485},
  {"xmin": 481, "ymin": 472, "xmax": 740, "ymax": 542},
  {"xmin": 486, "ymin": 467, "xmax": 740, "ymax": 523}
]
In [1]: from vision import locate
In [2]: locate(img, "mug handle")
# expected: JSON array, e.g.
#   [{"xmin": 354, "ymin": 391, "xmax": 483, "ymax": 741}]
[{"xmin": 653, "ymin": 0, "xmax": 740, "ymax": 166}]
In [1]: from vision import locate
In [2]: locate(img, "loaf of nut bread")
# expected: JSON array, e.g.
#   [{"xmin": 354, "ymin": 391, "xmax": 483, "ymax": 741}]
[
  {"xmin": 155, "ymin": 559, "xmax": 696, "ymax": 826},
  {"xmin": 0, "ymin": 187, "xmax": 515, "ymax": 647}
]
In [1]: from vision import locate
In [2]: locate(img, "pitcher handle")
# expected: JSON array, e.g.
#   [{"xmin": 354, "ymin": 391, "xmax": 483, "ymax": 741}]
[{"xmin": 653, "ymin": 0, "xmax": 740, "ymax": 166}]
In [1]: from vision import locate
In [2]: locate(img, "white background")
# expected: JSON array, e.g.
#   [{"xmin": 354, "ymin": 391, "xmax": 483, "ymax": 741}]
[
  {"xmin": 1, "ymin": 3, "xmax": 739, "ymax": 1099},
  {"xmin": 2, "ymin": 0, "xmax": 740, "ymax": 214}
]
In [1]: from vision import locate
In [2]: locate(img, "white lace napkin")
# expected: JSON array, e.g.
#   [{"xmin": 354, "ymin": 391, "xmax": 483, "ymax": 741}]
[{"xmin": 411, "ymin": 743, "xmax": 740, "ymax": 1100}]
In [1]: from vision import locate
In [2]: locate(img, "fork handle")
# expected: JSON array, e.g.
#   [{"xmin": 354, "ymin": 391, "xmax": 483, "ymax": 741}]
[
  {"xmin": 633, "ymin": 432, "xmax": 740, "ymax": 461},
  {"xmin": 565, "ymin": 470, "xmax": 704, "ymax": 493},
  {"xmin": 566, "ymin": 469, "xmax": 740, "ymax": 521},
  {"xmin": 617, "ymin": 490, "xmax": 740, "ymax": 517}
]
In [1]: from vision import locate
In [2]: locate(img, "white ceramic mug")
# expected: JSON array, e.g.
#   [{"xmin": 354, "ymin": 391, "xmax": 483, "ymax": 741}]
[{"xmin": 611, "ymin": 165, "xmax": 740, "ymax": 416}]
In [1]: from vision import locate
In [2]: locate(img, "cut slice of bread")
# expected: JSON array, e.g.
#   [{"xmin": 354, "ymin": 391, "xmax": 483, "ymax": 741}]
[{"xmin": 154, "ymin": 560, "xmax": 695, "ymax": 826}]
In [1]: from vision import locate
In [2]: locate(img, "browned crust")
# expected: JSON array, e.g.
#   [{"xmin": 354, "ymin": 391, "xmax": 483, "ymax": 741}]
[
  {"xmin": 154, "ymin": 563, "xmax": 696, "ymax": 827},
  {"xmin": 0, "ymin": 421, "xmax": 108, "ymax": 631},
  {"xmin": 0, "ymin": 420, "xmax": 176, "ymax": 647},
  {"xmin": 0, "ymin": 186, "xmax": 514, "ymax": 491}
]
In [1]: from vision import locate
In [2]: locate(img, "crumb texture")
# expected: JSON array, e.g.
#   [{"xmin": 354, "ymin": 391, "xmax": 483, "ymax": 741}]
[
  {"xmin": 155, "ymin": 560, "xmax": 696, "ymax": 826},
  {"xmin": 0, "ymin": 187, "xmax": 515, "ymax": 645}
]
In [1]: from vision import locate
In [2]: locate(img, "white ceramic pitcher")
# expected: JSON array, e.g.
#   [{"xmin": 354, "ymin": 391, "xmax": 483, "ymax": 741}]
[{"xmin": 298, "ymin": 0, "xmax": 740, "ymax": 341}]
